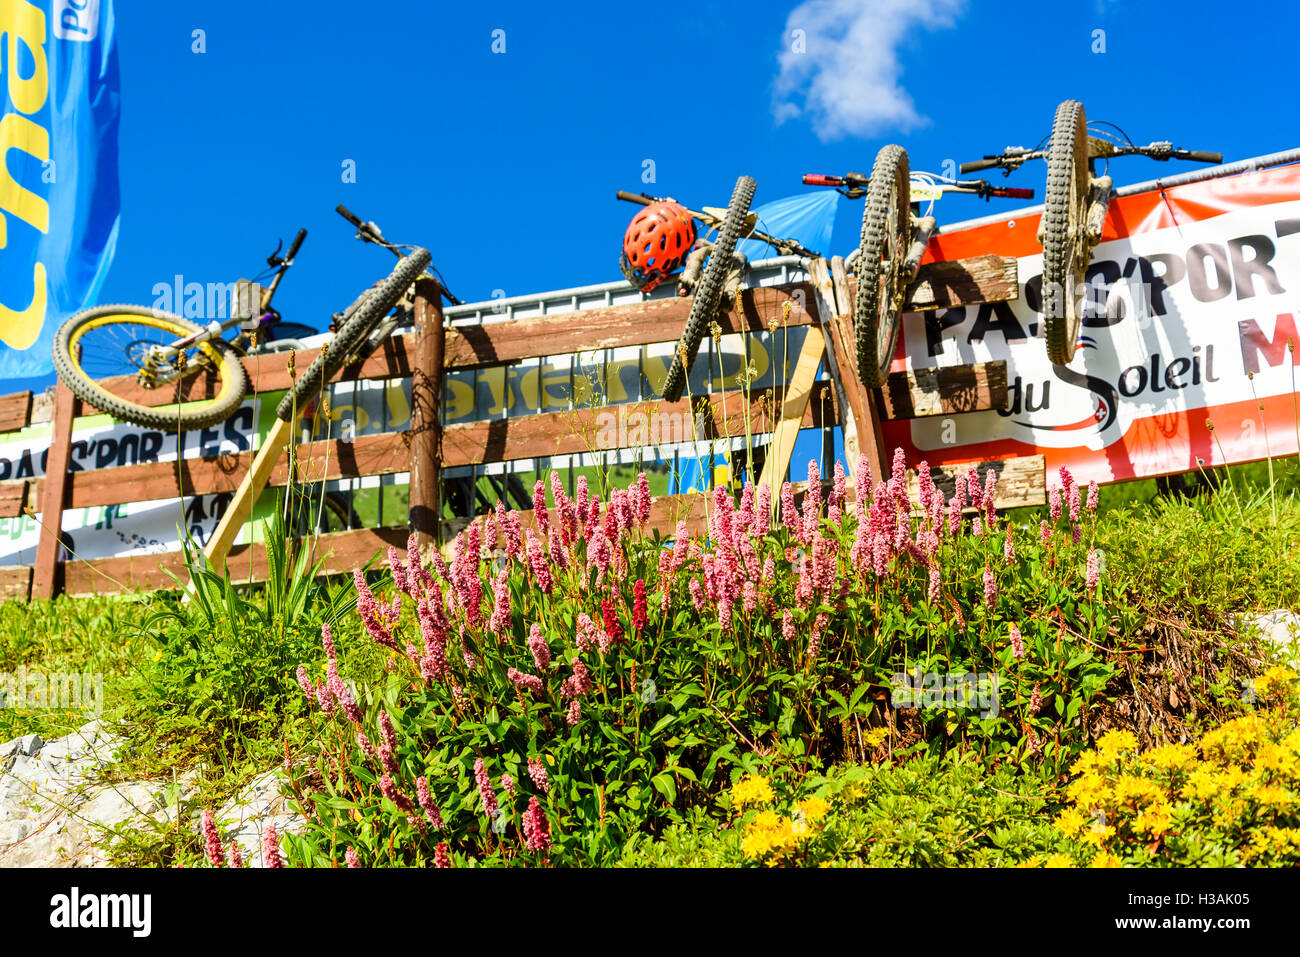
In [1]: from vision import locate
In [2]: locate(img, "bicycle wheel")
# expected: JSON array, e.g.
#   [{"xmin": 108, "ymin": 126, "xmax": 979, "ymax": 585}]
[
  {"xmin": 52, "ymin": 305, "xmax": 248, "ymax": 430},
  {"xmin": 853, "ymin": 144, "xmax": 910, "ymax": 389},
  {"xmin": 277, "ymin": 248, "xmax": 432, "ymax": 421},
  {"xmin": 660, "ymin": 175, "xmax": 756, "ymax": 403},
  {"xmin": 1040, "ymin": 99, "xmax": 1089, "ymax": 365}
]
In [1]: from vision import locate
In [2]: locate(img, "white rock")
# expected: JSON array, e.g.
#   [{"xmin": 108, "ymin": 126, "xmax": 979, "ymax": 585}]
[{"xmin": 1239, "ymin": 609, "xmax": 1300, "ymax": 649}]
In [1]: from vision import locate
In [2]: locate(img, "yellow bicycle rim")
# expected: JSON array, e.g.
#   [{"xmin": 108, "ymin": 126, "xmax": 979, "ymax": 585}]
[{"xmin": 68, "ymin": 313, "xmax": 240, "ymax": 411}]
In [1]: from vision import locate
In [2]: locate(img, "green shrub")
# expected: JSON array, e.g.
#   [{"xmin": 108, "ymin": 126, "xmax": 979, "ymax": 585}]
[
  {"xmin": 618, "ymin": 753, "xmax": 1065, "ymax": 867},
  {"xmin": 283, "ymin": 457, "xmax": 1123, "ymax": 867}
]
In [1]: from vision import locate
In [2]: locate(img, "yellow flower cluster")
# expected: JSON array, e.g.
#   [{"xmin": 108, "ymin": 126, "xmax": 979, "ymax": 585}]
[
  {"xmin": 1050, "ymin": 680, "xmax": 1300, "ymax": 866},
  {"xmin": 731, "ymin": 775, "xmax": 775, "ymax": 807},
  {"xmin": 736, "ymin": 789, "xmax": 834, "ymax": 864},
  {"xmin": 1254, "ymin": 664, "xmax": 1300, "ymax": 703},
  {"xmin": 861, "ymin": 727, "xmax": 891, "ymax": 750}
]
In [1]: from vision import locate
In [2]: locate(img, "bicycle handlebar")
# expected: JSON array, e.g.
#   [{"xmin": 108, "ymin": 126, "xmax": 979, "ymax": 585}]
[
  {"xmin": 335, "ymin": 204, "xmax": 461, "ymax": 305},
  {"xmin": 336, "ymin": 204, "xmax": 364, "ymax": 229},
  {"xmin": 1177, "ymin": 149, "xmax": 1223, "ymax": 164},
  {"xmin": 285, "ymin": 228, "xmax": 307, "ymax": 262},
  {"xmin": 802, "ymin": 174, "xmax": 843, "ymax": 187},
  {"xmin": 958, "ymin": 158, "xmax": 1004, "ymax": 174},
  {"xmin": 615, "ymin": 190, "xmax": 655, "ymax": 206}
]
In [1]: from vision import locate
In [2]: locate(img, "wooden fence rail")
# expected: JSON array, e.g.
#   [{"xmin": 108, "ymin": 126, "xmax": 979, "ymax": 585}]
[{"xmin": 0, "ymin": 254, "xmax": 1041, "ymax": 600}]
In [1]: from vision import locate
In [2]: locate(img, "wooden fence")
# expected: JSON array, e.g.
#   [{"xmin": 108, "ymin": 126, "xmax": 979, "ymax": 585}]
[{"xmin": 0, "ymin": 255, "xmax": 1044, "ymax": 601}]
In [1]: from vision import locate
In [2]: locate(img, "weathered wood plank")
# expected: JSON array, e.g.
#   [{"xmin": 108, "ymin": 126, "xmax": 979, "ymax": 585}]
[
  {"xmin": 199, "ymin": 416, "xmax": 295, "ymax": 581},
  {"xmin": 0, "ymin": 565, "xmax": 32, "ymax": 601},
  {"xmin": 0, "ymin": 480, "xmax": 30, "ymax": 520},
  {"xmin": 906, "ymin": 255, "xmax": 1019, "ymax": 311},
  {"xmin": 442, "ymin": 385, "xmax": 834, "ymax": 469},
  {"xmin": 845, "ymin": 254, "xmax": 1019, "ymax": 313},
  {"xmin": 32, "ymin": 385, "xmax": 76, "ymax": 600},
  {"xmin": 880, "ymin": 361, "xmax": 1009, "ymax": 420},
  {"xmin": 29, "ymin": 391, "xmax": 53, "ymax": 425},
  {"xmin": 57, "ymin": 384, "xmax": 834, "ymax": 510},
  {"xmin": 61, "ymin": 431, "xmax": 409, "ymax": 509},
  {"xmin": 442, "ymin": 283, "xmax": 818, "ymax": 369},
  {"xmin": 759, "ymin": 324, "xmax": 827, "ymax": 492},
  {"xmin": 0, "ymin": 392, "xmax": 32, "ymax": 434},
  {"xmin": 74, "ymin": 336, "xmax": 413, "ymax": 416},
  {"xmin": 906, "ymin": 454, "xmax": 1047, "ymax": 510},
  {"xmin": 68, "ymin": 284, "xmax": 817, "ymax": 416},
  {"xmin": 64, "ymin": 525, "xmax": 410, "ymax": 596}
]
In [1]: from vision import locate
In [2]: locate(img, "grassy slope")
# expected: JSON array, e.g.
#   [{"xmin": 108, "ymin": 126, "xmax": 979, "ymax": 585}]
[{"xmin": 1, "ymin": 463, "xmax": 1297, "ymax": 865}]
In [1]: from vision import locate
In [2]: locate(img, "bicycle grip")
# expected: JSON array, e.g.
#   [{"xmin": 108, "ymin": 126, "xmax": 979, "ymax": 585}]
[
  {"xmin": 336, "ymin": 204, "xmax": 364, "ymax": 228},
  {"xmin": 1180, "ymin": 150, "xmax": 1222, "ymax": 164},
  {"xmin": 616, "ymin": 190, "xmax": 653, "ymax": 206},
  {"xmin": 286, "ymin": 228, "xmax": 307, "ymax": 261},
  {"xmin": 990, "ymin": 187, "xmax": 1035, "ymax": 200},
  {"xmin": 959, "ymin": 158, "xmax": 1001, "ymax": 174},
  {"xmin": 802, "ymin": 174, "xmax": 843, "ymax": 187}
]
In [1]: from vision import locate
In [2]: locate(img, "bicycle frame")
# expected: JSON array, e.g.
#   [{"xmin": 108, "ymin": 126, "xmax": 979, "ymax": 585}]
[
  {"xmin": 139, "ymin": 229, "xmax": 306, "ymax": 388},
  {"xmin": 616, "ymin": 190, "xmax": 819, "ymax": 259}
]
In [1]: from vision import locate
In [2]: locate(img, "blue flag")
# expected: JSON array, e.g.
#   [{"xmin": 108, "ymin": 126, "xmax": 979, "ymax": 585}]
[{"xmin": 0, "ymin": 0, "xmax": 119, "ymax": 378}]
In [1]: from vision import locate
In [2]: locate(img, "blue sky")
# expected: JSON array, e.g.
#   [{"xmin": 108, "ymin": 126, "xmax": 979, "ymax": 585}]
[{"xmin": 6, "ymin": 0, "xmax": 1298, "ymax": 392}]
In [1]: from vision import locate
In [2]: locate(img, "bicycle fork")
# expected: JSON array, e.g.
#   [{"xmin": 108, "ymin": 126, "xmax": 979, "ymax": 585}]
[{"xmin": 900, "ymin": 215, "xmax": 937, "ymax": 283}]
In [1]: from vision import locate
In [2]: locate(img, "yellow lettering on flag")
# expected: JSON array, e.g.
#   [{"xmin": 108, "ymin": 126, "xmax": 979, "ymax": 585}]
[
  {"xmin": 0, "ymin": 261, "xmax": 45, "ymax": 348},
  {"xmin": 0, "ymin": 111, "xmax": 50, "ymax": 245},
  {"xmin": 2, "ymin": 0, "xmax": 48, "ymax": 115}
]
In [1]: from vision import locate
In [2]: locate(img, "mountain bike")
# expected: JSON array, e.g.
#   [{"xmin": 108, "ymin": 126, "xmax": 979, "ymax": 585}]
[
  {"xmin": 52, "ymin": 212, "xmax": 439, "ymax": 431},
  {"xmin": 960, "ymin": 100, "xmax": 1222, "ymax": 364},
  {"xmin": 804, "ymin": 150, "xmax": 1034, "ymax": 388},
  {"xmin": 617, "ymin": 177, "xmax": 817, "ymax": 403}
]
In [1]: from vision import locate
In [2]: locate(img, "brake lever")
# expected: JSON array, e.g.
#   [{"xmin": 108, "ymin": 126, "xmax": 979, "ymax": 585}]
[{"xmin": 266, "ymin": 238, "xmax": 285, "ymax": 268}]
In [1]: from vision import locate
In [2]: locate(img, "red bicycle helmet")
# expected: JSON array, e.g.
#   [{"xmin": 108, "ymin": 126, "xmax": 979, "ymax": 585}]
[{"xmin": 619, "ymin": 201, "xmax": 697, "ymax": 292}]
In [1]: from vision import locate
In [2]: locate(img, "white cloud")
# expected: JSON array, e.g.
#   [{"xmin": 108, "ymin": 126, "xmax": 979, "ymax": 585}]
[{"xmin": 773, "ymin": 0, "xmax": 966, "ymax": 142}]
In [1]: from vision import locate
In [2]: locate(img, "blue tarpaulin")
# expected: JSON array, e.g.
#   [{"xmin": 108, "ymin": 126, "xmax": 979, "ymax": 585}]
[
  {"xmin": 0, "ymin": 1, "xmax": 120, "ymax": 378},
  {"xmin": 668, "ymin": 191, "xmax": 840, "ymax": 494}
]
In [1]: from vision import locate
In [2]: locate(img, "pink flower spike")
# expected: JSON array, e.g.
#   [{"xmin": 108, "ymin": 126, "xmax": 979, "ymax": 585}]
[
  {"xmin": 474, "ymin": 758, "xmax": 499, "ymax": 820},
  {"xmin": 1009, "ymin": 623, "xmax": 1025, "ymax": 659},
  {"xmin": 753, "ymin": 483, "xmax": 772, "ymax": 536},
  {"xmin": 229, "ymin": 841, "xmax": 242, "ymax": 869},
  {"xmin": 1086, "ymin": 548, "xmax": 1101, "ymax": 594},
  {"xmin": 416, "ymin": 776, "xmax": 445, "ymax": 830},
  {"xmin": 489, "ymin": 570, "xmax": 512, "ymax": 635},
  {"xmin": 982, "ymin": 564, "xmax": 997, "ymax": 611},
  {"xmin": 202, "ymin": 809, "xmax": 224, "ymax": 868},
  {"xmin": 1086, "ymin": 480, "xmax": 1099, "ymax": 513},
  {"xmin": 320, "ymin": 623, "xmax": 337, "ymax": 661},
  {"xmin": 262, "ymin": 824, "xmax": 283, "ymax": 869},
  {"xmin": 532, "ymin": 479, "xmax": 550, "ymax": 535},
  {"xmin": 1003, "ymin": 525, "xmax": 1016, "ymax": 565},
  {"xmin": 523, "ymin": 796, "xmax": 553, "ymax": 853},
  {"xmin": 345, "ymin": 847, "xmax": 361, "ymax": 868},
  {"xmin": 435, "ymin": 842, "xmax": 451, "ymax": 868},
  {"xmin": 780, "ymin": 482, "xmax": 797, "ymax": 529},
  {"xmin": 507, "ymin": 668, "xmax": 544, "ymax": 694},
  {"xmin": 528, "ymin": 758, "xmax": 551, "ymax": 794},
  {"xmin": 527, "ymin": 624, "xmax": 551, "ymax": 670}
]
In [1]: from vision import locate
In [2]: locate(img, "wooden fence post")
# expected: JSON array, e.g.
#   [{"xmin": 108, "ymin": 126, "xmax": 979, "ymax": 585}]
[
  {"xmin": 410, "ymin": 278, "xmax": 444, "ymax": 556},
  {"xmin": 828, "ymin": 257, "xmax": 889, "ymax": 487},
  {"xmin": 32, "ymin": 384, "xmax": 75, "ymax": 600}
]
